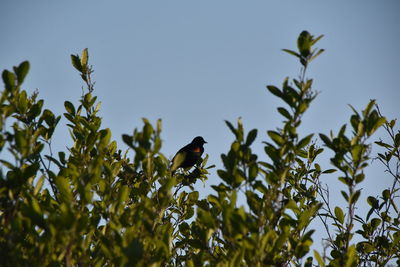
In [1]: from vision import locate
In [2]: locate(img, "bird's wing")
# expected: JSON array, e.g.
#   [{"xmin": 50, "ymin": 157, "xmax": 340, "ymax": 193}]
[{"xmin": 170, "ymin": 150, "xmax": 187, "ymax": 172}]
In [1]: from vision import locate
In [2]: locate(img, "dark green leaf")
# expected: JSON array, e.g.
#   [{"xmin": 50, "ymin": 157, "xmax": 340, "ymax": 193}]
[
  {"xmin": 2, "ymin": 70, "xmax": 15, "ymax": 89},
  {"xmin": 225, "ymin": 120, "xmax": 237, "ymax": 138},
  {"xmin": 350, "ymin": 190, "xmax": 361, "ymax": 204},
  {"xmin": 264, "ymin": 144, "xmax": 280, "ymax": 163},
  {"xmin": 371, "ymin": 218, "xmax": 381, "ymax": 230},
  {"xmin": 71, "ymin": 54, "xmax": 82, "ymax": 72},
  {"xmin": 341, "ymin": 191, "xmax": 349, "ymax": 201},
  {"xmin": 267, "ymin": 130, "xmax": 284, "ymax": 145},
  {"xmin": 362, "ymin": 99, "xmax": 376, "ymax": 117},
  {"xmin": 266, "ymin": 85, "xmax": 282, "ymax": 98},
  {"xmin": 16, "ymin": 61, "xmax": 30, "ymax": 84},
  {"xmin": 334, "ymin": 206, "xmax": 345, "ymax": 224},
  {"xmin": 322, "ymin": 169, "xmax": 336, "ymax": 174},
  {"xmin": 187, "ymin": 191, "xmax": 199, "ymax": 204},
  {"xmin": 245, "ymin": 129, "xmax": 257, "ymax": 146},
  {"xmin": 374, "ymin": 141, "xmax": 392, "ymax": 149},
  {"xmin": 282, "ymin": 49, "xmax": 300, "ymax": 58},
  {"xmin": 310, "ymin": 34, "xmax": 324, "ymax": 46},
  {"xmin": 277, "ymin": 107, "xmax": 292, "ymax": 120},
  {"xmin": 122, "ymin": 134, "xmax": 133, "ymax": 147},
  {"xmin": 297, "ymin": 31, "xmax": 311, "ymax": 57},
  {"xmin": 382, "ymin": 189, "xmax": 390, "ymax": 200},
  {"xmin": 310, "ymin": 49, "xmax": 325, "ymax": 62},
  {"xmin": 55, "ymin": 176, "xmax": 73, "ymax": 202},
  {"xmin": 64, "ymin": 101, "xmax": 76, "ymax": 115},
  {"xmin": 297, "ymin": 134, "xmax": 313, "ymax": 149},
  {"xmin": 367, "ymin": 196, "xmax": 379, "ymax": 209},
  {"xmin": 319, "ymin": 134, "xmax": 332, "ymax": 148}
]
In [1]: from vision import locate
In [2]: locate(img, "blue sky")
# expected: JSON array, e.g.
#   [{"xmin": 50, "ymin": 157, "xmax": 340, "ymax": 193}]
[{"xmin": 1, "ymin": 0, "xmax": 399, "ymax": 254}]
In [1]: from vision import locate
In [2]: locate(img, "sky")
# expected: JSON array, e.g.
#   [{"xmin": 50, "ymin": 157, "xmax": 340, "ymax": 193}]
[{"xmin": 1, "ymin": 0, "xmax": 399, "ymax": 256}]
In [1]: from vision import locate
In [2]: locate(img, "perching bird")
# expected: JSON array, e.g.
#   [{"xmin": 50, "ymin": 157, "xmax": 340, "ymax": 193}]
[{"xmin": 170, "ymin": 136, "xmax": 207, "ymax": 174}]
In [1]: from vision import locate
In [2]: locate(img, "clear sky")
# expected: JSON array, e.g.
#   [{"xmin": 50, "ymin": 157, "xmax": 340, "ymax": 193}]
[{"xmin": 1, "ymin": 0, "xmax": 399, "ymax": 253}]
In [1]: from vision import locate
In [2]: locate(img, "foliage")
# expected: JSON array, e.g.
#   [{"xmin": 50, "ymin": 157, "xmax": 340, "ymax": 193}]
[{"xmin": 1, "ymin": 32, "xmax": 399, "ymax": 266}]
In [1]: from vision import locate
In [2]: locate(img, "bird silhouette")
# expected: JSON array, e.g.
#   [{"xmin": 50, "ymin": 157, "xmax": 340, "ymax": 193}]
[{"xmin": 170, "ymin": 136, "xmax": 207, "ymax": 174}]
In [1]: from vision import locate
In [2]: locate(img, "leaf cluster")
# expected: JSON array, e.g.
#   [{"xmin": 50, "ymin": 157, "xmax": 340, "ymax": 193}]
[{"xmin": 1, "ymin": 32, "xmax": 399, "ymax": 267}]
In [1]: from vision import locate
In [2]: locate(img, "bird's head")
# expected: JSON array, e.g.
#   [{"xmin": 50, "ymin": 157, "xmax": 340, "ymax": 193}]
[{"xmin": 192, "ymin": 136, "xmax": 207, "ymax": 145}]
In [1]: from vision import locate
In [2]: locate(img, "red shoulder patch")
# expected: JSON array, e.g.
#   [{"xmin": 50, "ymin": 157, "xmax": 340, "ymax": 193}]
[{"xmin": 193, "ymin": 147, "xmax": 201, "ymax": 153}]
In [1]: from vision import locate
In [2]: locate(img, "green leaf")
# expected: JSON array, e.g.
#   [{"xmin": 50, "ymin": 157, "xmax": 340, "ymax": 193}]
[
  {"xmin": 118, "ymin": 185, "xmax": 129, "ymax": 203},
  {"xmin": 322, "ymin": 168, "xmax": 336, "ymax": 174},
  {"xmin": 15, "ymin": 130, "xmax": 28, "ymax": 155},
  {"xmin": 297, "ymin": 134, "xmax": 313, "ymax": 149},
  {"xmin": 371, "ymin": 218, "xmax": 381, "ymax": 230},
  {"xmin": 298, "ymin": 102, "xmax": 309, "ymax": 114},
  {"xmin": 233, "ymin": 170, "xmax": 245, "ymax": 187},
  {"xmin": 55, "ymin": 176, "xmax": 73, "ymax": 202},
  {"xmin": 362, "ymin": 99, "xmax": 376, "ymax": 117},
  {"xmin": 33, "ymin": 175, "xmax": 45, "ymax": 195},
  {"xmin": 264, "ymin": 144, "xmax": 280, "ymax": 163},
  {"xmin": 319, "ymin": 134, "xmax": 332, "ymax": 148},
  {"xmin": 58, "ymin": 151, "xmax": 66, "ymax": 165},
  {"xmin": 314, "ymin": 250, "xmax": 326, "ymax": 267},
  {"xmin": 351, "ymin": 144, "xmax": 363, "ymax": 162},
  {"xmin": 341, "ymin": 191, "xmax": 349, "ymax": 201},
  {"xmin": 277, "ymin": 107, "xmax": 292, "ymax": 120},
  {"xmin": 124, "ymin": 239, "xmax": 143, "ymax": 264},
  {"xmin": 2, "ymin": 70, "xmax": 15, "ymax": 89},
  {"xmin": 369, "ymin": 116, "xmax": 386, "ymax": 136},
  {"xmin": 248, "ymin": 163, "xmax": 258, "ymax": 181},
  {"xmin": 17, "ymin": 90, "xmax": 28, "ymax": 114},
  {"xmin": 187, "ymin": 191, "xmax": 199, "ymax": 204},
  {"xmin": 245, "ymin": 129, "xmax": 257, "ymax": 146},
  {"xmin": 41, "ymin": 109, "xmax": 55, "ymax": 126},
  {"xmin": 267, "ymin": 130, "xmax": 285, "ymax": 145},
  {"xmin": 99, "ymin": 129, "xmax": 111, "ymax": 147},
  {"xmin": 310, "ymin": 34, "xmax": 324, "ymax": 46},
  {"xmin": 197, "ymin": 209, "xmax": 215, "ymax": 228},
  {"xmin": 374, "ymin": 141, "xmax": 392, "ymax": 149},
  {"xmin": 334, "ymin": 206, "xmax": 345, "ymax": 224},
  {"xmin": 346, "ymin": 245, "xmax": 358, "ymax": 267},
  {"xmin": 28, "ymin": 101, "xmax": 44, "ymax": 120},
  {"xmin": 285, "ymin": 199, "xmax": 300, "ymax": 213},
  {"xmin": 30, "ymin": 197, "xmax": 42, "ymax": 215},
  {"xmin": 81, "ymin": 48, "xmax": 89, "ymax": 68},
  {"xmin": 23, "ymin": 162, "xmax": 40, "ymax": 178},
  {"xmin": 282, "ymin": 49, "xmax": 300, "ymax": 58},
  {"xmin": 298, "ymin": 208, "xmax": 312, "ymax": 230},
  {"xmin": 71, "ymin": 54, "xmax": 82, "ymax": 72},
  {"xmin": 350, "ymin": 190, "xmax": 361, "ymax": 205},
  {"xmin": 266, "ymin": 85, "xmax": 282, "ymax": 98},
  {"xmin": 184, "ymin": 207, "xmax": 195, "ymax": 220},
  {"xmin": 355, "ymin": 173, "xmax": 365, "ymax": 183},
  {"xmin": 64, "ymin": 101, "xmax": 76, "ymax": 115},
  {"xmin": 297, "ymin": 31, "xmax": 312, "ymax": 57},
  {"xmin": 225, "ymin": 120, "xmax": 237, "ymax": 138},
  {"xmin": 310, "ymin": 49, "xmax": 325, "ymax": 62},
  {"xmin": 217, "ymin": 169, "xmax": 231, "ymax": 185},
  {"xmin": 143, "ymin": 120, "xmax": 153, "ymax": 141},
  {"xmin": 154, "ymin": 118, "xmax": 161, "ymax": 135},
  {"xmin": 367, "ymin": 196, "xmax": 379, "ymax": 209},
  {"xmin": 16, "ymin": 61, "xmax": 30, "ymax": 84},
  {"xmin": 338, "ymin": 177, "xmax": 351, "ymax": 186},
  {"xmin": 122, "ymin": 134, "xmax": 133, "ymax": 147},
  {"xmin": 382, "ymin": 189, "xmax": 390, "ymax": 200}
]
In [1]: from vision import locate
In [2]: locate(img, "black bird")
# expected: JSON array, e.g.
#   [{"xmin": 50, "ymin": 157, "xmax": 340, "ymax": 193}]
[{"xmin": 170, "ymin": 136, "xmax": 207, "ymax": 174}]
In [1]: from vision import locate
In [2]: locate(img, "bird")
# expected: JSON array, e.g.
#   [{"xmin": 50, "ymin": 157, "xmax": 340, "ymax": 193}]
[{"xmin": 170, "ymin": 136, "xmax": 207, "ymax": 174}]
